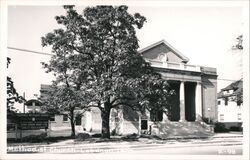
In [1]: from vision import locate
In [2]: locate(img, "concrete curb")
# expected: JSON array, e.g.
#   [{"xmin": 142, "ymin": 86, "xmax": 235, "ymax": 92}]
[{"xmin": 162, "ymin": 135, "xmax": 243, "ymax": 140}]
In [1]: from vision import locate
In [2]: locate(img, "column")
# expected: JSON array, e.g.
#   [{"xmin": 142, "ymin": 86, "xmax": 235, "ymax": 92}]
[
  {"xmin": 179, "ymin": 81, "xmax": 186, "ymax": 121},
  {"xmin": 138, "ymin": 112, "xmax": 141, "ymax": 135},
  {"xmin": 116, "ymin": 107, "xmax": 123, "ymax": 135},
  {"xmin": 85, "ymin": 111, "xmax": 92, "ymax": 132},
  {"xmin": 195, "ymin": 82, "xmax": 202, "ymax": 121}
]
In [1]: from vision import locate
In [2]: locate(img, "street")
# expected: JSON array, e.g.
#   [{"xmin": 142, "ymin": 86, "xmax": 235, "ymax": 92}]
[{"xmin": 7, "ymin": 133, "xmax": 242, "ymax": 155}]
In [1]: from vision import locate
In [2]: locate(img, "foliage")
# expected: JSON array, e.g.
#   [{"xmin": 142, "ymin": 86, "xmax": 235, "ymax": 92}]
[
  {"xmin": 40, "ymin": 83, "xmax": 87, "ymax": 137},
  {"xmin": 41, "ymin": 5, "xmax": 173, "ymax": 138},
  {"xmin": 7, "ymin": 57, "xmax": 25, "ymax": 112},
  {"xmin": 229, "ymin": 126, "xmax": 243, "ymax": 132},
  {"xmin": 201, "ymin": 117, "xmax": 214, "ymax": 125},
  {"xmin": 214, "ymin": 122, "xmax": 229, "ymax": 133},
  {"xmin": 121, "ymin": 133, "xmax": 139, "ymax": 141},
  {"xmin": 231, "ymin": 34, "xmax": 243, "ymax": 104},
  {"xmin": 232, "ymin": 35, "xmax": 243, "ymax": 50},
  {"xmin": 75, "ymin": 133, "xmax": 91, "ymax": 141}
]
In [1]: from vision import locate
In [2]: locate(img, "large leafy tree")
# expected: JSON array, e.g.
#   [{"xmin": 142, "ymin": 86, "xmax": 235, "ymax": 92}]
[
  {"xmin": 42, "ymin": 5, "xmax": 173, "ymax": 138},
  {"xmin": 7, "ymin": 57, "xmax": 25, "ymax": 112}
]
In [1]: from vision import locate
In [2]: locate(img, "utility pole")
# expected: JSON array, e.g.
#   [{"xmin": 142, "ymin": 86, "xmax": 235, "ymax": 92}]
[{"xmin": 23, "ymin": 92, "xmax": 25, "ymax": 113}]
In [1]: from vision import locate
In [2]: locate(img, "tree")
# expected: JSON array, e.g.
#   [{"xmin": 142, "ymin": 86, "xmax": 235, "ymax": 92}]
[
  {"xmin": 232, "ymin": 35, "xmax": 243, "ymax": 50},
  {"xmin": 40, "ymin": 84, "xmax": 87, "ymax": 137},
  {"xmin": 41, "ymin": 5, "xmax": 173, "ymax": 138},
  {"xmin": 7, "ymin": 57, "xmax": 25, "ymax": 112},
  {"xmin": 231, "ymin": 35, "xmax": 243, "ymax": 104}
]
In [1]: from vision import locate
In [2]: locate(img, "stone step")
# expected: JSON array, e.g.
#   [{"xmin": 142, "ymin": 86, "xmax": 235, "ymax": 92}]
[{"xmin": 149, "ymin": 121, "xmax": 213, "ymax": 138}]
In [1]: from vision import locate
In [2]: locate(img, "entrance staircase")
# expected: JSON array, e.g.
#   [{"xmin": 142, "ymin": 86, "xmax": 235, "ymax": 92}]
[{"xmin": 150, "ymin": 121, "xmax": 214, "ymax": 139}]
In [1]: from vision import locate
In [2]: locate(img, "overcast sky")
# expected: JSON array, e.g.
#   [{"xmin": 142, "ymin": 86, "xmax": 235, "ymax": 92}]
[{"xmin": 7, "ymin": 3, "xmax": 244, "ymax": 111}]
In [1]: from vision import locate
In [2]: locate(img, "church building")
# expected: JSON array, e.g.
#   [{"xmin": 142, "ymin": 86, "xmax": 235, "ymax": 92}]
[{"xmin": 40, "ymin": 40, "xmax": 218, "ymax": 137}]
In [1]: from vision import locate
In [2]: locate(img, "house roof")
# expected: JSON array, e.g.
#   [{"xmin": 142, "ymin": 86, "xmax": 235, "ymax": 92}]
[
  {"xmin": 138, "ymin": 39, "xmax": 189, "ymax": 63},
  {"xmin": 218, "ymin": 79, "xmax": 243, "ymax": 99},
  {"xmin": 221, "ymin": 79, "xmax": 242, "ymax": 91}
]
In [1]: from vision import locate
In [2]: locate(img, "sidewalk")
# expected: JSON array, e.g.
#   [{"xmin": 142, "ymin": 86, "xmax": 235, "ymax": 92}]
[
  {"xmin": 158, "ymin": 132, "xmax": 243, "ymax": 140},
  {"xmin": 47, "ymin": 132, "xmax": 243, "ymax": 147},
  {"xmin": 7, "ymin": 133, "xmax": 242, "ymax": 154},
  {"xmin": 212, "ymin": 132, "xmax": 243, "ymax": 138}
]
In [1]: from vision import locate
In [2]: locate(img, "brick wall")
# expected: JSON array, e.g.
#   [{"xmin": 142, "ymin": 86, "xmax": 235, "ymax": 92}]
[{"xmin": 202, "ymin": 74, "xmax": 218, "ymax": 122}]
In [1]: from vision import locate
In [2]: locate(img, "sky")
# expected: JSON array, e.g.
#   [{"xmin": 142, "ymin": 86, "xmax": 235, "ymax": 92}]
[{"xmin": 7, "ymin": 4, "xmax": 244, "ymax": 111}]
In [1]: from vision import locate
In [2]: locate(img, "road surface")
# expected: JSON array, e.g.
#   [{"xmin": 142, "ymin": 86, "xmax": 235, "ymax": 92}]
[{"xmin": 7, "ymin": 134, "xmax": 242, "ymax": 155}]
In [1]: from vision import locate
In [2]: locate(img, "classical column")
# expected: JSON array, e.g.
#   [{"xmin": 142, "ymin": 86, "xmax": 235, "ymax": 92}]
[
  {"xmin": 116, "ymin": 107, "xmax": 123, "ymax": 135},
  {"xmin": 179, "ymin": 81, "xmax": 186, "ymax": 121},
  {"xmin": 84, "ymin": 111, "xmax": 92, "ymax": 132},
  {"xmin": 138, "ymin": 112, "xmax": 142, "ymax": 135},
  {"xmin": 195, "ymin": 82, "xmax": 202, "ymax": 121}
]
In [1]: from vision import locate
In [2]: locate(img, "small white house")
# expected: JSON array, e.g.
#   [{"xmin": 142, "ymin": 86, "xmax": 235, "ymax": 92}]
[
  {"xmin": 24, "ymin": 99, "xmax": 94, "ymax": 136},
  {"xmin": 217, "ymin": 79, "xmax": 243, "ymax": 130},
  {"xmin": 48, "ymin": 109, "xmax": 93, "ymax": 133}
]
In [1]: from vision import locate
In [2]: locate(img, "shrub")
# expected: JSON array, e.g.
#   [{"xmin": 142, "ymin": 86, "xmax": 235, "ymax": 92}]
[
  {"xmin": 111, "ymin": 129, "xmax": 116, "ymax": 136},
  {"xmin": 91, "ymin": 133, "xmax": 102, "ymax": 138},
  {"xmin": 121, "ymin": 133, "xmax": 139, "ymax": 141},
  {"xmin": 22, "ymin": 133, "xmax": 47, "ymax": 143},
  {"xmin": 75, "ymin": 133, "xmax": 90, "ymax": 141},
  {"xmin": 230, "ymin": 126, "xmax": 243, "ymax": 131},
  {"xmin": 202, "ymin": 117, "xmax": 214, "ymax": 124},
  {"xmin": 214, "ymin": 122, "xmax": 229, "ymax": 133}
]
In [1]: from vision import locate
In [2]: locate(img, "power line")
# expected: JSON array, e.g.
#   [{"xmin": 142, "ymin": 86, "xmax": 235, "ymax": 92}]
[
  {"xmin": 7, "ymin": 46, "xmax": 241, "ymax": 82},
  {"xmin": 8, "ymin": 47, "xmax": 54, "ymax": 56}
]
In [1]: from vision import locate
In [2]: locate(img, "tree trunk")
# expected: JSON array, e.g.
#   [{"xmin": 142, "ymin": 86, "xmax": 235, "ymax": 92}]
[
  {"xmin": 101, "ymin": 102, "xmax": 111, "ymax": 139},
  {"xmin": 70, "ymin": 109, "xmax": 76, "ymax": 138}
]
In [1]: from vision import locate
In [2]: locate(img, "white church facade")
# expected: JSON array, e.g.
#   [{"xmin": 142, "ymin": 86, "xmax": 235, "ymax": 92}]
[{"xmin": 39, "ymin": 40, "xmax": 218, "ymax": 137}]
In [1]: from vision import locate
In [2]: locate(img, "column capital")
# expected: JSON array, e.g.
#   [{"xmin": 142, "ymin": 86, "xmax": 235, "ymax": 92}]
[{"xmin": 196, "ymin": 81, "xmax": 202, "ymax": 84}]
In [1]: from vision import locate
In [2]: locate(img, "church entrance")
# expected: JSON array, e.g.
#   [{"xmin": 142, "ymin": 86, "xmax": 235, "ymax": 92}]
[
  {"xmin": 184, "ymin": 82, "xmax": 196, "ymax": 121},
  {"xmin": 167, "ymin": 81, "xmax": 180, "ymax": 121}
]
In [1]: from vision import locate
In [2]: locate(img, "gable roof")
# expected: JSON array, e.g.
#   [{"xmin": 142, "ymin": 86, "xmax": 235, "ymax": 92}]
[
  {"xmin": 221, "ymin": 79, "xmax": 242, "ymax": 91},
  {"xmin": 138, "ymin": 39, "xmax": 189, "ymax": 63},
  {"xmin": 218, "ymin": 79, "xmax": 243, "ymax": 100}
]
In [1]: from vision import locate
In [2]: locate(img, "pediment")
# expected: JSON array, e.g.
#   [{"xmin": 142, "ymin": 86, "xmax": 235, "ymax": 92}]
[{"xmin": 139, "ymin": 40, "xmax": 189, "ymax": 63}]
